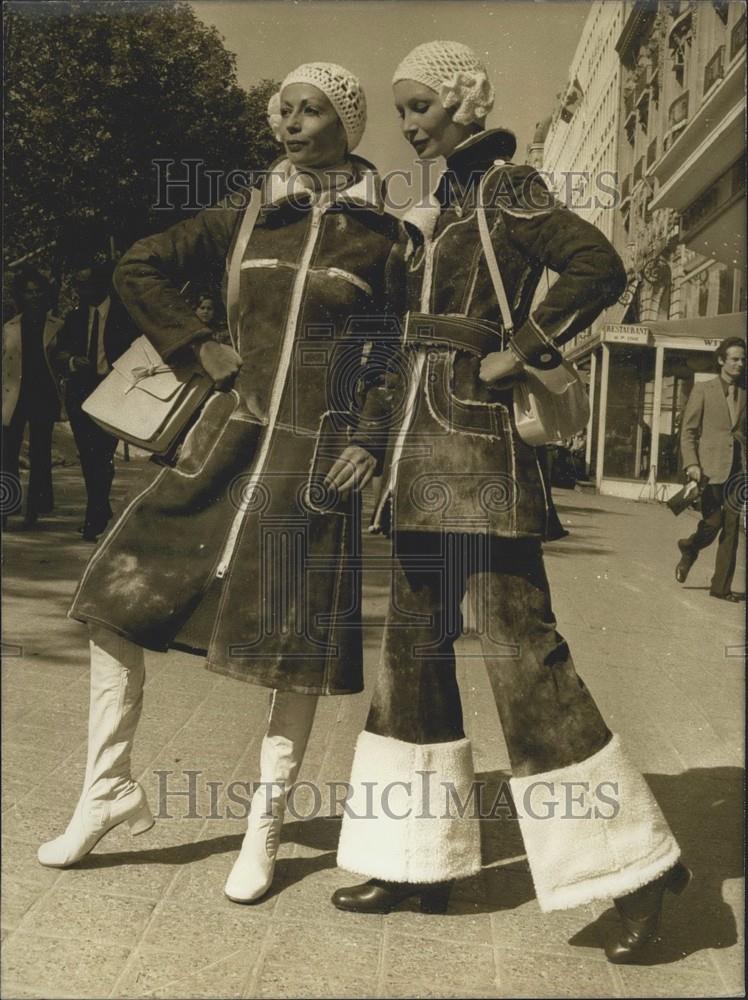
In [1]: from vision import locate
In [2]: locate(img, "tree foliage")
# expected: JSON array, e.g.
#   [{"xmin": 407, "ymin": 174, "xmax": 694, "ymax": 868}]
[{"xmin": 4, "ymin": 1, "xmax": 278, "ymax": 277}]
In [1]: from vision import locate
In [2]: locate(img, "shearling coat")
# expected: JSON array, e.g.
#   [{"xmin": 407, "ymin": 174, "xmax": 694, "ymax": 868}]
[
  {"xmin": 69, "ymin": 157, "xmax": 401, "ymax": 695},
  {"xmin": 356, "ymin": 130, "xmax": 627, "ymax": 538}
]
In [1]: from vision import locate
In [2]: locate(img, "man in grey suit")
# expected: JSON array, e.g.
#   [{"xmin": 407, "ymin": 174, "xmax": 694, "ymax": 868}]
[{"xmin": 676, "ymin": 337, "xmax": 746, "ymax": 602}]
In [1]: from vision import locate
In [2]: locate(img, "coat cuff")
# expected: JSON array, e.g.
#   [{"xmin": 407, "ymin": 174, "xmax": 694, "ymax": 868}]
[{"xmin": 510, "ymin": 316, "xmax": 563, "ymax": 370}]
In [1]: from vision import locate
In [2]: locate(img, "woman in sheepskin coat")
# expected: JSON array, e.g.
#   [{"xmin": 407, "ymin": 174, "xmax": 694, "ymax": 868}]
[
  {"xmin": 38, "ymin": 62, "xmax": 402, "ymax": 907},
  {"xmin": 332, "ymin": 42, "xmax": 691, "ymax": 966}
]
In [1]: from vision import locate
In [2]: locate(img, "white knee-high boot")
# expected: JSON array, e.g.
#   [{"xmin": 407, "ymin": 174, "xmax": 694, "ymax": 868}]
[
  {"xmin": 37, "ymin": 626, "xmax": 154, "ymax": 868},
  {"xmin": 224, "ymin": 688, "xmax": 318, "ymax": 903}
]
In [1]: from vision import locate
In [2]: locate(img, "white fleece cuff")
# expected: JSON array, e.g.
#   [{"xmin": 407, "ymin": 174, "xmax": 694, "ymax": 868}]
[
  {"xmin": 511, "ymin": 733, "xmax": 680, "ymax": 912},
  {"xmin": 337, "ymin": 730, "xmax": 482, "ymax": 884}
]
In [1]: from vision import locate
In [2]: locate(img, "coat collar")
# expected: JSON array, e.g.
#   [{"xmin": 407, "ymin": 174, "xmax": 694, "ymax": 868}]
[
  {"xmin": 259, "ymin": 154, "xmax": 386, "ymax": 217},
  {"xmin": 445, "ymin": 128, "xmax": 517, "ymax": 179},
  {"xmin": 5, "ymin": 311, "xmax": 63, "ymax": 341},
  {"xmin": 401, "ymin": 128, "xmax": 518, "ymax": 241},
  {"xmin": 435, "ymin": 128, "xmax": 517, "ymax": 209}
]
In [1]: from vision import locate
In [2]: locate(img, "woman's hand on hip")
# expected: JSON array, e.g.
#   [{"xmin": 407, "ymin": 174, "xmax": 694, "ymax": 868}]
[
  {"xmin": 194, "ymin": 339, "xmax": 243, "ymax": 389},
  {"xmin": 479, "ymin": 349, "xmax": 523, "ymax": 385},
  {"xmin": 324, "ymin": 446, "xmax": 377, "ymax": 497}
]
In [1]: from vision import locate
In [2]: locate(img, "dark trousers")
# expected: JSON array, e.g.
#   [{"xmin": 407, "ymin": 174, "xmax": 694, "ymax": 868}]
[
  {"xmin": 66, "ymin": 395, "xmax": 118, "ymax": 533},
  {"xmin": 365, "ymin": 531, "xmax": 611, "ymax": 778},
  {"xmin": 2, "ymin": 402, "xmax": 55, "ymax": 516},
  {"xmin": 682, "ymin": 482, "xmax": 743, "ymax": 597}
]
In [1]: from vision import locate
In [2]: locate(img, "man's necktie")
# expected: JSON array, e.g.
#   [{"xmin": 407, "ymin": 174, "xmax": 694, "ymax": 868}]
[
  {"xmin": 727, "ymin": 383, "xmax": 738, "ymax": 426},
  {"xmin": 87, "ymin": 308, "xmax": 100, "ymax": 370}
]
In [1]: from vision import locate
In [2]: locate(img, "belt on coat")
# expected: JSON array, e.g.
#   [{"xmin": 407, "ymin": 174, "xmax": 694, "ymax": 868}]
[{"xmin": 404, "ymin": 311, "xmax": 503, "ymax": 357}]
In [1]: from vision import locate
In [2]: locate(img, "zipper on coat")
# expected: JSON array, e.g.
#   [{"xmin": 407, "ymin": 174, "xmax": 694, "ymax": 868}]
[
  {"xmin": 215, "ymin": 205, "xmax": 326, "ymax": 579},
  {"xmin": 381, "ymin": 238, "xmax": 437, "ymax": 502}
]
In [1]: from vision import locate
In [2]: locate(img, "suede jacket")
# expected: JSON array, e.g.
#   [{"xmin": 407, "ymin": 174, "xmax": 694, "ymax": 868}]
[
  {"xmin": 69, "ymin": 156, "xmax": 401, "ymax": 695},
  {"xmin": 357, "ymin": 130, "xmax": 627, "ymax": 539}
]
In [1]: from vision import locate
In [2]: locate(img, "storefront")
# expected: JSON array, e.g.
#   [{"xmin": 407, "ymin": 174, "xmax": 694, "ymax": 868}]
[{"xmin": 566, "ymin": 314, "xmax": 746, "ymax": 500}]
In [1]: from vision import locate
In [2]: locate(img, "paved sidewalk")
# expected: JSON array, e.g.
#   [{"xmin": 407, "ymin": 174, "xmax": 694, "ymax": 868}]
[{"xmin": 1, "ymin": 452, "xmax": 744, "ymax": 998}]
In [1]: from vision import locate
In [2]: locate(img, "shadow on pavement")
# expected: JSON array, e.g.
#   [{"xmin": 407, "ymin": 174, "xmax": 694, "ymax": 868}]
[
  {"xmin": 71, "ymin": 832, "xmax": 244, "ymax": 869},
  {"xmin": 59, "ymin": 766, "xmax": 742, "ymax": 939},
  {"xmin": 544, "ymin": 543, "xmax": 615, "ymax": 557},
  {"xmin": 570, "ymin": 765, "xmax": 743, "ymax": 963},
  {"xmin": 555, "ymin": 504, "xmax": 632, "ymax": 517}
]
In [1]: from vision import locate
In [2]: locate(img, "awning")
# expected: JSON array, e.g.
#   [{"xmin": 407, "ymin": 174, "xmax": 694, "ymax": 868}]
[
  {"xmin": 565, "ymin": 311, "xmax": 745, "ymax": 360},
  {"xmin": 645, "ymin": 312, "xmax": 746, "ymax": 340}
]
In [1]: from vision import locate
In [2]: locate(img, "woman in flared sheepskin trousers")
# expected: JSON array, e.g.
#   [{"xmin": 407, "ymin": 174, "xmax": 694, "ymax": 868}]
[{"xmin": 331, "ymin": 41, "xmax": 691, "ymax": 965}]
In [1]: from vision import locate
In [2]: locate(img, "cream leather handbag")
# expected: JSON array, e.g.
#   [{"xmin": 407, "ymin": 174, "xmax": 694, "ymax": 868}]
[
  {"xmin": 82, "ymin": 188, "xmax": 261, "ymax": 455},
  {"xmin": 476, "ymin": 183, "xmax": 590, "ymax": 447}
]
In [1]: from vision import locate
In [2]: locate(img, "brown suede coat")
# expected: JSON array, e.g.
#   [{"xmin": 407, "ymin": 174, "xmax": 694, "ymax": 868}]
[
  {"xmin": 69, "ymin": 157, "xmax": 401, "ymax": 694},
  {"xmin": 356, "ymin": 130, "xmax": 627, "ymax": 538}
]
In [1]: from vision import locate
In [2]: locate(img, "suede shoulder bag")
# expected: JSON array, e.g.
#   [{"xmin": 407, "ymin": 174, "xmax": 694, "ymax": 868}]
[
  {"xmin": 82, "ymin": 188, "xmax": 261, "ymax": 455},
  {"xmin": 475, "ymin": 182, "xmax": 590, "ymax": 448}
]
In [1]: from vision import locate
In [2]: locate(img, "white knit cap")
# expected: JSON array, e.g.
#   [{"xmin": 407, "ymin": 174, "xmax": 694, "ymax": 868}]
[
  {"xmin": 266, "ymin": 62, "xmax": 367, "ymax": 151},
  {"xmin": 392, "ymin": 41, "xmax": 494, "ymax": 125}
]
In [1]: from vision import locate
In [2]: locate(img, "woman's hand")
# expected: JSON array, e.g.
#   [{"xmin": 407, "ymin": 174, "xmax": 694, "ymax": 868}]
[
  {"xmin": 193, "ymin": 339, "xmax": 243, "ymax": 390},
  {"xmin": 479, "ymin": 349, "xmax": 523, "ymax": 385},
  {"xmin": 324, "ymin": 446, "xmax": 377, "ymax": 497}
]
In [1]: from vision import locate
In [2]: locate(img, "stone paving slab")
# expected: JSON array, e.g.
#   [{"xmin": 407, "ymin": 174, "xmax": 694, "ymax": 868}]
[{"xmin": 1, "ymin": 462, "xmax": 745, "ymax": 997}]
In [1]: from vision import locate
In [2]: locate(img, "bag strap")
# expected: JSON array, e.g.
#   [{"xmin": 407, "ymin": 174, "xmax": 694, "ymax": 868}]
[
  {"xmin": 225, "ymin": 187, "xmax": 262, "ymax": 349},
  {"xmin": 476, "ymin": 172, "xmax": 514, "ymax": 338}
]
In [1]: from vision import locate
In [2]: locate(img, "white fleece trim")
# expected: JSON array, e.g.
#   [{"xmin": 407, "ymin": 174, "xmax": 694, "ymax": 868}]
[
  {"xmin": 511, "ymin": 733, "xmax": 680, "ymax": 912},
  {"xmin": 337, "ymin": 731, "xmax": 482, "ymax": 883},
  {"xmin": 402, "ymin": 195, "xmax": 441, "ymax": 240},
  {"xmin": 264, "ymin": 159, "xmax": 383, "ymax": 211}
]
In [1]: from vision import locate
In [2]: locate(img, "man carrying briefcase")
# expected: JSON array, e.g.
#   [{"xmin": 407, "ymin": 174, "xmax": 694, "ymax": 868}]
[{"xmin": 675, "ymin": 337, "xmax": 746, "ymax": 602}]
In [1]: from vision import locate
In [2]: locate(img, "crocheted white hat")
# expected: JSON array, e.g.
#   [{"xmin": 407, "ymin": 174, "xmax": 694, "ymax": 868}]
[
  {"xmin": 267, "ymin": 62, "xmax": 367, "ymax": 151},
  {"xmin": 392, "ymin": 41, "xmax": 494, "ymax": 125}
]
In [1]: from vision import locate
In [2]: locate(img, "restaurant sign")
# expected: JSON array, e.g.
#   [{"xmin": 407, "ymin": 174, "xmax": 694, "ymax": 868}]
[{"xmin": 602, "ymin": 324, "xmax": 652, "ymax": 345}]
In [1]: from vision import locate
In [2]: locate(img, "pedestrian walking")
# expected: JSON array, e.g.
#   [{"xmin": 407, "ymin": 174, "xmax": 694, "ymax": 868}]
[
  {"xmin": 675, "ymin": 337, "xmax": 746, "ymax": 602},
  {"xmin": 2, "ymin": 266, "xmax": 65, "ymax": 529},
  {"xmin": 332, "ymin": 40, "xmax": 691, "ymax": 966},
  {"xmin": 53, "ymin": 260, "xmax": 137, "ymax": 540}
]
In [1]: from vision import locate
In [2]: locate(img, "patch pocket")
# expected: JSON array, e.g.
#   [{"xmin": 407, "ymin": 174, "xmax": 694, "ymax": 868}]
[
  {"xmin": 425, "ymin": 353, "xmax": 504, "ymax": 439},
  {"xmin": 173, "ymin": 390, "xmax": 242, "ymax": 478}
]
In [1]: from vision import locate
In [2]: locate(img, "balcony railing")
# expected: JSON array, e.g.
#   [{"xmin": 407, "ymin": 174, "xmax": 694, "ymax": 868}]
[
  {"xmin": 731, "ymin": 14, "xmax": 746, "ymax": 60},
  {"xmin": 668, "ymin": 91, "xmax": 689, "ymax": 130},
  {"xmin": 704, "ymin": 45, "xmax": 725, "ymax": 93}
]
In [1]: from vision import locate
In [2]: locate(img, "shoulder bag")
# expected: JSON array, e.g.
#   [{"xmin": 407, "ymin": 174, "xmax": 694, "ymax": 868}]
[
  {"xmin": 82, "ymin": 188, "xmax": 261, "ymax": 455},
  {"xmin": 475, "ymin": 183, "xmax": 590, "ymax": 448}
]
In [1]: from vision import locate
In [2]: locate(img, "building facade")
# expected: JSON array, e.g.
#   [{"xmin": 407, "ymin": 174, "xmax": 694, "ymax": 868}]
[
  {"xmin": 533, "ymin": 0, "xmax": 627, "ymax": 481},
  {"xmin": 533, "ymin": 0, "xmax": 746, "ymax": 499}
]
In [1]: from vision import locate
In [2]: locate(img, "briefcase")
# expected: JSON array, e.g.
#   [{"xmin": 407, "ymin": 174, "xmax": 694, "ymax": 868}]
[{"xmin": 667, "ymin": 477, "xmax": 707, "ymax": 516}]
